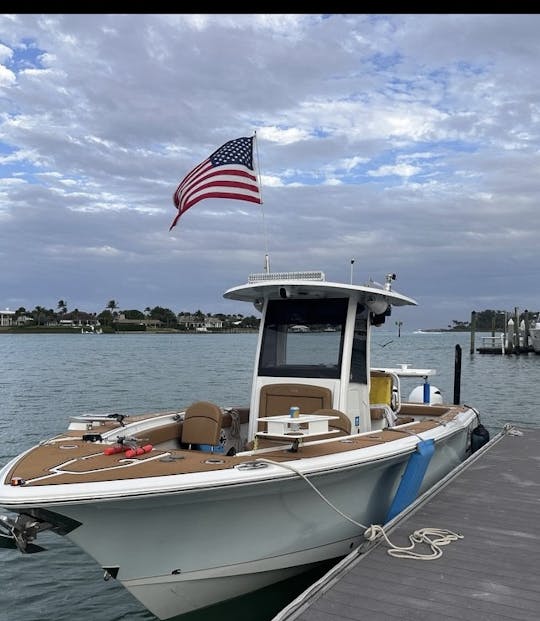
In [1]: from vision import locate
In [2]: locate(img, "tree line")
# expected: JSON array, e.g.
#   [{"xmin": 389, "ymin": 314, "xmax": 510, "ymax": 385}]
[
  {"xmin": 449, "ymin": 308, "xmax": 539, "ymax": 332},
  {"xmin": 8, "ymin": 299, "xmax": 260, "ymax": 331},
  {"xmin": 8, "ymin": 302, "xmax": 537, "ymax": 333}
]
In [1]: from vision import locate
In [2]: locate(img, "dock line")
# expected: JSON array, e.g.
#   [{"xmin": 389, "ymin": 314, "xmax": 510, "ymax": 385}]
[
  {"xmin": 364, "ymin": 524, "xmax": 463, "ymax": 560},
  {"xmin": 255, "ymin": 458, "xmax": 368, "ymax": 530}
]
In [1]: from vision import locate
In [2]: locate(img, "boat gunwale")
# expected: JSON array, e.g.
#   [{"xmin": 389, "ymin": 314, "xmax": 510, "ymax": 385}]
[{"xmin": 0, "ymin": 407, "xmax": 476, "ymax": 507}]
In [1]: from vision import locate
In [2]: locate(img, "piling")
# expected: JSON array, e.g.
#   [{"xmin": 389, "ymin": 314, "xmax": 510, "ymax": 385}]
[
  {"xmin": 523, "ymin": 310, "xmax": 530, "ymax": 348},
  {"xmin": 514, "ymin": 307, "xmax": 520, "ymax": 353},
  {"xmin": 453, "ymin": 344, "xmax": 461, "ymax": 405},
  {"xmin": 469, "ymin": 311, "xmax": 476, "ymax": 355}
]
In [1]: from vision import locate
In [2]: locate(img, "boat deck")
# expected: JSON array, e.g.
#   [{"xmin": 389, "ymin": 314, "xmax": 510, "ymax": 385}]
[
  {"xmin": 273, "ymin": 425, "xmax": 540, "ymax": 621},
  {"xmin": 5, "ymin": 421, "xmax": 445, "ymax": 486},
  {"xmin": 3, "ymin": 409, "xmax": 464, "ymax": 486}
]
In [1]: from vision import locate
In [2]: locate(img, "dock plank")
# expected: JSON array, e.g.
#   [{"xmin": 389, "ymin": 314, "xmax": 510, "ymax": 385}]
[{"xmin": 275, "ymin": 427, "xmax": 540, "ymax": 621}]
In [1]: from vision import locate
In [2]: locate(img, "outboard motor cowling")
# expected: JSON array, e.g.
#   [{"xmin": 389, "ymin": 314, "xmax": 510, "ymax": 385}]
[{"xmin": 408, "ymin": 385, "xmax": 443, "ymax": 405}]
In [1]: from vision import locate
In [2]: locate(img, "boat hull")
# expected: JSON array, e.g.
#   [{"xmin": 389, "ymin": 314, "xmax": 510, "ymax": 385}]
[
  {"xmin": 124, "ymin": 551, "xmax": 333, "ymax": 619},
  {"xmin": 14, "ymin": 421, "xmax": 473, "ymax": 619}
]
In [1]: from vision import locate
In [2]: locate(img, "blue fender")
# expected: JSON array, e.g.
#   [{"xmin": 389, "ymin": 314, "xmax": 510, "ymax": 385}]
[{"xmin": 385, "ymin": 439, "xmax": 435, "ymax": 523}]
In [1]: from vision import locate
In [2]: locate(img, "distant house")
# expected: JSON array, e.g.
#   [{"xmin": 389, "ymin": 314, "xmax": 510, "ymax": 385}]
[
  {"xmin": 115, "ymin": 314, "xmax": 162, "ymax": 329},
  {"xmin": 204, "ymin": 317, "xmax": 223, "ymax": 330},
  {"xmin": 177, "ymin": 314, "xmax": 223, "ymax": 331},
  {"xmin": 16, "ymin": 315, "xmax": 33, "ymax": 326},
  {"xmin": 138, "ymin": 319, "xmax": 163, "ymax": 329},
  {"xmin": 61, "ymin": 311, "xmax": 101, "ymax": 328},
  {"xmin": 0, "ymin": 309, "xmax": 15, "ymax": 327},
  {"xmin": 177, "ymin": 315, "xmax": 204, "ymax": 330}
]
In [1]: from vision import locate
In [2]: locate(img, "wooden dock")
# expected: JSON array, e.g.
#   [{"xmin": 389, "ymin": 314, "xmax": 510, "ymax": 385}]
[
  {"xmin": 273, "ymin": 425, "xmax": 540, "ymax": 621},
  {"xmin": 476, "ymin": 346, "xmax": 535, "ymax": 354},
  {"xmin": 475, "ymin": 334, "xmax": 535, "ymax": 355}
]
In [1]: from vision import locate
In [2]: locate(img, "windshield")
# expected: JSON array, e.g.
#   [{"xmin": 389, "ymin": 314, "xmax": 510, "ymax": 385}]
[{"xmin": 258, "ymin": 298, "xmax": 347, "ymax": 378}]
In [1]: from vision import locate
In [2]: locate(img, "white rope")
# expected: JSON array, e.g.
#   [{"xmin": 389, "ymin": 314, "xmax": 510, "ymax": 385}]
[
  {"xmin": 255, "ymin": 458, "xmax": 368, "ymax": 529},
  {"xmin": 504, "ymin": 424, "xmax": 523, "ymax": 436},
  {"xmin": 255, "ymin": 457, "xmax": 463, "ymax": 561},
  {"xmin": 364, "ymin": 524, "xmax": 463, "ymax": 560}
]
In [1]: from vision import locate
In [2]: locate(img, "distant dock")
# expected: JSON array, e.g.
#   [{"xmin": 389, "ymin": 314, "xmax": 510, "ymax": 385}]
[
  {"xmin": 273, "ymin": 425, "xmax": 540, "ymax": 621},
  {"xmin": 469, "ymin": 309, "xmax": 538, "ymax": 355},
  {"xmin": 475, "ymin": 334, "xmax": 534, "ymax": 355}
]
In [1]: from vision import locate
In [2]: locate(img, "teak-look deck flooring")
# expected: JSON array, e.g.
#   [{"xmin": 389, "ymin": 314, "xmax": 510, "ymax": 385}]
[{"xmin": 5, "ymin": 412, "xmax": 457, "ymax": 486}]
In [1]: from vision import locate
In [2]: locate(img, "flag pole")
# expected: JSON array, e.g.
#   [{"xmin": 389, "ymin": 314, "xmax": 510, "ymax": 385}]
[{"xmin": 254, "ymin": 131, "xmax": 271, "ymax": 273}]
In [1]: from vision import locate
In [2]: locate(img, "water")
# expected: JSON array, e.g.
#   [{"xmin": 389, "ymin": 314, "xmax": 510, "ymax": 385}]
[{"xmin": 0, "ymin": 331, "xmax": 538, "ymax": 621}]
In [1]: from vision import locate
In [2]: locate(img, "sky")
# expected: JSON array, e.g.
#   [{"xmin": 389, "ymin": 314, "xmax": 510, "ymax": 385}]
[{"xmin": 1, "ymin": 13, "xmax": 539, "ymax": 330}]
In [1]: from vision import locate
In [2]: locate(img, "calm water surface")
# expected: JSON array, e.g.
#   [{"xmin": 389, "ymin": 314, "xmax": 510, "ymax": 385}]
[{"xmin": 0, "ymin": 331, "xmax": 538, "ymax": 621}]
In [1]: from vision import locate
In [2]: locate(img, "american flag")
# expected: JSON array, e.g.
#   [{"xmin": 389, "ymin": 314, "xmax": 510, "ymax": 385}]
[{"xmin": 169, "ymin": 136, "xmax": 262, "ymax": 231}]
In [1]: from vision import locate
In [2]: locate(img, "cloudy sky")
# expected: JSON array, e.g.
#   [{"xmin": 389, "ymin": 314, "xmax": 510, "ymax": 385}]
[{"xmin": 1, "ymin": 14, "xmax": 539, "ymax": 329}]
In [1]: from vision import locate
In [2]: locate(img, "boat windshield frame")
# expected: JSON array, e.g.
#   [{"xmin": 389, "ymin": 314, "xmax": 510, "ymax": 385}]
[{"xmin": 258, "ymin": 298, "xmax": 347, "ymax": 379}]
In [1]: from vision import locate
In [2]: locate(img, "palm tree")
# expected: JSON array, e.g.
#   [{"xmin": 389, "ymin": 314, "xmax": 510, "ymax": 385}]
[
  {"xmin": 105, "ymin": 300, "xmax": 118, "ymax": 323},
  {"xmin": 33, "ymin": 306, "xmax": 47, "ymax": 326},
  {"xmin": 57, "ymin": 299, "xmax": 67, "ymax": 315}
]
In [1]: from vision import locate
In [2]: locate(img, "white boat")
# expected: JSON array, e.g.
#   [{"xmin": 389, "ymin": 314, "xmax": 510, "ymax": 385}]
[
  {"xmin": 0, "ymin": 269, "xmax": 490, "ymax": 620},
  {"xmin": 530, "ymin": 315, "xmax": 540, "ymax": 353},
  {"xmin": 81, "ymin": 325, "xmax": 102, "ymax": 334}
]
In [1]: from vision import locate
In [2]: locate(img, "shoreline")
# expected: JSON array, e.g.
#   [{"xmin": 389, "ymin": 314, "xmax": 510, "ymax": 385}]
[{"xmin": 0, "ymin": 328, "xmax": 259, "ymax": 335}]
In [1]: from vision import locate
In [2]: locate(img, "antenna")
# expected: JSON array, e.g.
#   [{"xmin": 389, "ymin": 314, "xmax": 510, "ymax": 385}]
[
  {"xmin": 254, "ymin": 131, "xmax": 270, "ymax": 273},
  {"xmin": 384, "ymin": 273, "xmax": 396, "ymax": 291}
]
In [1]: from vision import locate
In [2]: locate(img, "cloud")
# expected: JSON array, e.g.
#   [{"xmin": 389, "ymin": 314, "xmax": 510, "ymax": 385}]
[
  {"xmin": 0, "ymin": 14, "xmax": 539, "ymax": 328},
  {"xmin": 0, "ymin": 63, "xmax": 15, "ymax": 86},
  {"xmin": 368, "ymin": 163, "xmax": 421, "ymax": 178}
]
